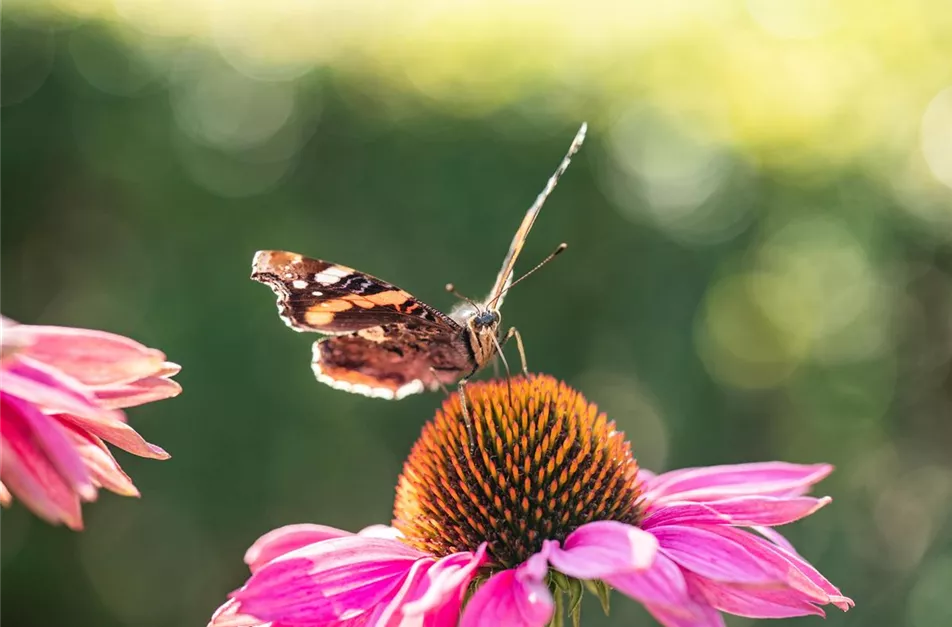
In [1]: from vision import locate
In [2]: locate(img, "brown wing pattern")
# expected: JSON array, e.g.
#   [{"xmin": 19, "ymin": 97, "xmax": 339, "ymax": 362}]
[
  {"xmin": 313, "ymin": 324, "xmax": 474, "ymax": 399},
  {"xmin": 251, "ymin": 250, "xmax": 458, "ymax": 334}
]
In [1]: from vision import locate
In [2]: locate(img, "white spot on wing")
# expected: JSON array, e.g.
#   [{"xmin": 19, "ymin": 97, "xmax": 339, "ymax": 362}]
[
  {"xmin": 314, "ymin": 266, "xmax": 350, "ymax": 285},
  {"xmin": 312, "ymin": 291, "xmax": 323, "ymax": 297},
  {"xmin": 394, "ymin": 379, "xmax": 425, "ymax": 399},
  {"xmin": 292, "ymin": 280, "xmax": 308, "ymax": 289}
]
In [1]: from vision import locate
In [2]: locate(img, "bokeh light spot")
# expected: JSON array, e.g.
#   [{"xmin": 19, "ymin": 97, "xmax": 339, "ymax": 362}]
[
  {"xmin": 604, "ymin": 108, "xmax": 751, "ymax": 245},
  {"xmin": 921, "ymin": 86, "xmax": 952, "ymax": 191},
  {"xmin": 697, "ymin": 274, "xmax": 804, "ymax": 389},
  {"xmin": 170, "ymin": 48, "xmax": 296, "ymax": 151},
  {"xmin": 751, "ymin": 215, "xmax": 887, "ymax": 362}
]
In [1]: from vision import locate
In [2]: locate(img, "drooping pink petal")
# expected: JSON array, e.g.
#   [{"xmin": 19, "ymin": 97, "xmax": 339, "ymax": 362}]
[
  {"xmin": 366, "ymin": 558, "xmax": 436, "ymax": 626},
  {"xmin": 605, "ymin": 551, "xmax": 690, "ymax": 610},
  {"xmin": 686, "ymin": 572, "xmax": 826, "ymax": 619},
  {"xmin": 645, "ymin": 598, "xmax": 727, "ymax": 627},
  {"xmin": 0, "ymin": 406, "xmax": 87, "ymax": 529},
  {"xmin": 752, "ymin": 525, "xmax": 799, "ymax": 554},
  {"xmin": 641, "ymin": 462, "xmax": 833, "ymax": 506},
  {"xmin": 652, "ymin": 525, "xmax": 783, "ymax": 584},
  {"xmin": 402, "ymin": 545, "xmax": 487, "ymax": 618},
  {"xmin": 702, "ymin": 526, "xmax": 853, "ymax": 610},
  {"xmin": 643, "ymin": 496, "xmax": 831, "ymax": 529},
  {"xmin": 461, "ymin": 547, "xmax": 553, "ymax": 627},
  {"xmin": 245, "ymin": 524, "xmax": 355, "ymax": 572},
  {"xmin": 0, "ymin": 481, "xmax": 11, "ymax": 506},
  {"xmin": 357, "ymin": 525, "xmax": 404, "ymax": 540},
  {"xmin": 1, "ymin": 394, "xmax": 96, "ymax": 501},
  {"xmin": 2, "ymin": 359, "xmax": 123, "ymax": 423},
  {"xmin": 640, "ymin": 503, "xmax": 730, "ymax": 528},
  {"xmin": 93, "ymin": 374, "xmax": 183, "ymax": 409},
  {"xmin": 56, "ymin": 412, "xmax": 169, "ymax": 460},
  {"xmin": 208, "ymin": 598, "xmax": 272, "ymax": 627},
  {"xmin": 6, "ymin": 324, "xmax": 170, "ymax": 386},
  {"xmin": 232, "ymin": 536, "xmax": 426, "ymax": 624},
  {"xmin": 546, "ymin": 520, "xmax": 658, "ymax": 579},
  {"xmin": 63, "ymin": 425, "xmax": 139, "ymax": 497}
]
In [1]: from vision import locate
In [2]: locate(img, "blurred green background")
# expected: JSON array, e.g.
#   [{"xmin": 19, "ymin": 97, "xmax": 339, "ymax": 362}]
[{"xmin": 2, "ymin": 1, "xmax": 952, "ymax": 626}]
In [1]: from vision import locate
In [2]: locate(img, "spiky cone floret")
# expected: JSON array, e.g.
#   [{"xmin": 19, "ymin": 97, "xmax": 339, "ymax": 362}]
[
  {"xmin": 394, "ymin": 375, "xmax": 643, "ymax": 569},
  {"xmin": 210, "ymin": 375, "xmax": 853, "ymax": 627}
]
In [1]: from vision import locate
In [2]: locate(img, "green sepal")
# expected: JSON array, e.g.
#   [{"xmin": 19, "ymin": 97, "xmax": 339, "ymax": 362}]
[
  {"xmin": 566, "ymin": 577, "xmax": 584, "ymax": 627},
  {"xmin": 583, "ymin": 579, "xmax": 612, "ymax": 615}
]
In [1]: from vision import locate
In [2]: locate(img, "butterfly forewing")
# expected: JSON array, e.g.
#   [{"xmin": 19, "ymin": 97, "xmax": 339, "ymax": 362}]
[{"xmin": 252, "ymin": 250, "xmax": 450, "ymax": 333}]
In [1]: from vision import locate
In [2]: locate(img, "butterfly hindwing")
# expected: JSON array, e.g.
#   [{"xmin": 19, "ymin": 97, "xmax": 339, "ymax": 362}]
[{"xmin": 313, "ymin": 324, "xmax": 474, "ymax": 399}]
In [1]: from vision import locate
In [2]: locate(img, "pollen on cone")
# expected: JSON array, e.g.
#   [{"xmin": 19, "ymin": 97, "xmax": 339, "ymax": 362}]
[{"xmin": 393, "ymin": 374, "xmax": 643, "ymax": 568}]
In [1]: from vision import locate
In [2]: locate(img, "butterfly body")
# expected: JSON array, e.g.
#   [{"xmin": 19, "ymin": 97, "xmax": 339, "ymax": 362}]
[{"xmin": 252, "ymin": 123, "xmax": 586, "ymax": 400}]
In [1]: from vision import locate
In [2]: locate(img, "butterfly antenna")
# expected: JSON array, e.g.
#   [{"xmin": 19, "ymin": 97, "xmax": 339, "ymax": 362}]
[
  {"xmin": 445, "ymin": 283, "xmax": 481, "ymax": 311},
  {"xmin": 487, "ymin": 122, "xmax": 588, "ymax": 303},
  {"xmin": 488, "ymin": 242, "xmax": 567, "ymax": 309}
]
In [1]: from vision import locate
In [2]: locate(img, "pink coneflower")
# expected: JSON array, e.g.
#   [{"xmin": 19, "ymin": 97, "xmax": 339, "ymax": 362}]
[
  {"xmin": 210, "ymin": 375, "xmax": 851, "ymax": 627},
  {"xmin": 0, "ymin": 316, "xmax": 181, "ymax": 530}
]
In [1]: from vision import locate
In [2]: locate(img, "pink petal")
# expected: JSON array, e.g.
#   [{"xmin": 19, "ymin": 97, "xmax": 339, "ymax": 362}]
[
  {"xmin": 645, "ymin": 600, "xmax": 726, "ymax": 627},
  {"xmin": 208, "ymin": 598, "xmax": 271, "ymax": 627},
  {"xmin": 640, "ymin": 503, "xmax": 730, "ymax": 528},
  {"xmin": 687, "ymin": 572, "xmax": 826, "ymax": 619},
  {"xmin": 8, "ymin": 324, "xmax": 170, "ymax": 386},
  {"xmin": 57, "ymin": 412, "xmax": 169, "ymax": 460},
  {"xmin": 368, "ymin": 558, "xmax": 436, "ymax": 626},
  {"xmin": 402, "ymin": 545, "xmax": 487, "ymax": 617},
  {"xmin": 1, "ymin": 395, "xmax": 95, "ymax": 500},
  {"xmin": 461, "ymin": 548, "xmax": 553, "ymax": 627},
  {"xmin": 245, "ymin": 524, "xmax": 355, "ymax": 572},
  {"xmin": 63, "ymin": 426, "xmax": 139, "ymax": 497},
  {"xmin": 2, "ymin": 359, "xmax": 123, "ymax": 424},
  {"xmin": 703, "ymin": 526, "xmax": 853, "ymax": 611},
  {"xmin": 93, "ymin": 375, "xmax": 183, "ymax": 409},
  {"xmin": 703, "ymin": 495, "xmax": 831, "ymax": 526},
  {"xmin": 0, "ymin": 482, "xmax": 11, "ymax": 506},
  {"xmin": 642, "ymin": 463, "xmax": 833, "ymax": 506},
  {"xmin": 643, "ymin": 496, "xmax": 831, "ymax": 529},
  {"xmin": 357, "ymin": 525, "xmax": 404, "ymax": 540},
  {"xmin": 636, "ymin": 468, "xmax": 658, "ymax": 483},
  {"xmin": 232, "ymin": 536, "xmax": 426, "ymax": 624},
  {"xmin": 652, "ymin": 526, "xmax": 782, "ymax": 584},
  {"xmin": 605, "ymin": 551, "xmax": 690, "ymax": 609},
  {"xmin": 545, "ymin": 521, "xmax": 659, "ymax": 578},
  {"xmin": 0, "ymin": 404, "xmax": 87, "ymax": 529},
  {"xmin": 752, "ymin": 526, "xmax": 799, "ymax": 554}
]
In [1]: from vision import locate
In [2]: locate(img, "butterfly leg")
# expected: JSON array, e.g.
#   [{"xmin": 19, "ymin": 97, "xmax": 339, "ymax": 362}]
[
  {"xmin": 502, "ymin": 326, "xmax": 530, "ymax": 375},
  {"xmin": 489, "ymin": 333, "xmax": 515, "ymax": 406},
  {"xmin": 457, "ymin": 378, "xmax": 475, "ymax": 449},
  {"xmin": 428, "ymin": 367, "xmax": 451, "ymax": 397}
]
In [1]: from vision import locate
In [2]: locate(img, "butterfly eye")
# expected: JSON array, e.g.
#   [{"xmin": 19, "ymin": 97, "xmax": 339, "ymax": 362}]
[{"xmin": 474, "ymin": 311, "xmax": 498, "ymax": 327}]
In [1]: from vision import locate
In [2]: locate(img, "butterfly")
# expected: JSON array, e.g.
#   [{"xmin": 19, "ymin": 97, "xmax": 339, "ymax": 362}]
[{"xmin": 251, "ymin": 123, "xmax": 586, "ymax": 402}]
